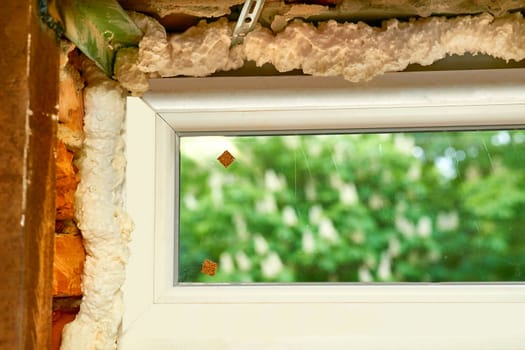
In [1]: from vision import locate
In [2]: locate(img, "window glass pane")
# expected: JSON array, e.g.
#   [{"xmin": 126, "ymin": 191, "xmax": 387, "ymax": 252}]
[{"xmin": 178, "ymin": 129, "xmax": 525, "ymax": 283}]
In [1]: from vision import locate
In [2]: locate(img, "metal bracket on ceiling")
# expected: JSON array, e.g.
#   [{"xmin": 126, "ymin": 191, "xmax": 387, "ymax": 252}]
[{"xmin": 231, "ymin": 0, "xmax": 265, "ymax": 46}]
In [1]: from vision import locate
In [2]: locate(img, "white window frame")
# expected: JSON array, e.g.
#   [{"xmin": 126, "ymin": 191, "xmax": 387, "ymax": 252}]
[{"xmin": 121, "ymin": 69, "xmax": 525, "ymax": 350}]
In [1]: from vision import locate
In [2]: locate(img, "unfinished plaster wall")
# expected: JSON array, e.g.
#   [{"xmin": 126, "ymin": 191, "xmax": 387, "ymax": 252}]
[
  {"xmin": 118, "ymin": 0, "xmax": 525, "ymax": 31},
  {"xmin": 46, "ymin": 2, "xmax": 525, "ymax": 349},
  {"xmin": 0, "ymin": 1, "xmax": 58, "ymax": 349},
  {"xmin": 119, "ymin": 0, "xmax": 244, "ymax": 18},
  {"xmin": 118, "ymin": 0, "xmax": 525, "ymax": 19}
]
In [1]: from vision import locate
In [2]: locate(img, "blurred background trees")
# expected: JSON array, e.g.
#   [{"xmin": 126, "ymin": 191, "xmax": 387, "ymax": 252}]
[{"xmin": 179, "ymin": 129, "xmax": 525, "ymax": 283}]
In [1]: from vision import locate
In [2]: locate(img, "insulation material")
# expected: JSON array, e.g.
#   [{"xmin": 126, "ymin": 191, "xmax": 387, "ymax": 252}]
[
  {"xmin": 56, "ymin": 140, "xmax": 79, "ymax": 221},
  {"xmin": 114, "ymin": 47, "xmax": 149, "ymax": 96},
  {"xmin": 116, "ymin": 12, "xmax": 525, "ymax": 95},
  {"xmin": 60, "ymin": 57, "xmax": 134, "ymax": 350},
  {"xmin": 243, "ymin": 13, "xmax": 525, "ymax": 81},
  {"xmin": 132, "ymin": 12, "xmax": 244, "ymax": 76}
]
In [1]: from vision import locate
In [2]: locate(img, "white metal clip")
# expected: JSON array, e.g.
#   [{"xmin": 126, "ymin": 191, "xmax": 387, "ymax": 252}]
[{"xmin": 231, "ymin": 0, "xmax": 265, "ymax": 46}]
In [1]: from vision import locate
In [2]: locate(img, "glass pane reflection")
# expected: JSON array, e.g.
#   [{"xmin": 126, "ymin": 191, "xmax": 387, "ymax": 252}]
[{"xmin": 178, "ymin": 129, "xmax": 525, "ymax": 283}]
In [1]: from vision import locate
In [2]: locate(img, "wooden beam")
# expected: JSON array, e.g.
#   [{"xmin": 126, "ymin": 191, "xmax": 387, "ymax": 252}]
[{"xmin": 0, "ymin": 1, "xmax": 59, "ymax": 348}]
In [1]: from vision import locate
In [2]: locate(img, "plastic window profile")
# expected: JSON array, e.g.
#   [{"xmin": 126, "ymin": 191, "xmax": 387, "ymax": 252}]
[{"xmin": 121, "ymin": 69, "xmax": 525, "ymax": 350}]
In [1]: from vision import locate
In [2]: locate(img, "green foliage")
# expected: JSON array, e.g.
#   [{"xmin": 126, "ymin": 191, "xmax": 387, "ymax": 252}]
[{"xmin": 179, "ymin": 130, "xmax": 525, "ymax": 283}]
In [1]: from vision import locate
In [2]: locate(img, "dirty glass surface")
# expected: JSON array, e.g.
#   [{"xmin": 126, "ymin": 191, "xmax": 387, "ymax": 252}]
[{"xmin": 178, "ymin": 129, "xmax": 525, "ymax": 283}]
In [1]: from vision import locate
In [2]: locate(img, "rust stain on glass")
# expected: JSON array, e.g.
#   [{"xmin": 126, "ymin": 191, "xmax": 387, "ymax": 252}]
[
  {"xmin": 217, "ymin": 150, "xmax": 235, "ymax": 168},
  {"xmin": 201, "ymin": 259, "xmax": 218, "ymax": 276}
]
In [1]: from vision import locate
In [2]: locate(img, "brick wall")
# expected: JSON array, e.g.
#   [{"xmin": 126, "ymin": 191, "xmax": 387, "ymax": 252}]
[{"xmin": 51, "ymin": 44, "xmax": 86, "ymax": 350}]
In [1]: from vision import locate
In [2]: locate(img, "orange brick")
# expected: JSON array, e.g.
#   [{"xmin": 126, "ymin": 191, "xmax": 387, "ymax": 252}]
[
  {"xmin": 53, "ymin": 234, "xmax": 85, "ymax": 297},
  {"xmin": 51, "ymin": 310, "xmax": 78, "ymax": 350},
  {"xmin": 56, "ymin": 140, "xmax": 79, "ymax": 220},
  {"xmin": 58, "ymin": 42, "xmax": 84, "ymax": 137}
]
